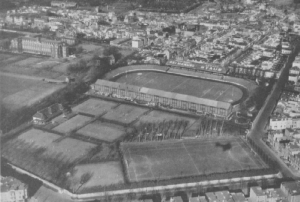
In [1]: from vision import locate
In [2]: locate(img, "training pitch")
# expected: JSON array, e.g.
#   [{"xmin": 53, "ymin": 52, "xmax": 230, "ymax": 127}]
[
  {"xmin": 18, "ymin": 128, "xmax": 96, "ymax": 161},
  {"xmin": 137, "ymin": 110, "xmax": 196, "ymax": 126},
  {"xmin": 77, "ymin": 121, "xmax": 126, "ymax": 142},
  {"xmin": 102, "ymin": 104, "xmax": 149, "ymax": 125},
  {"xmin": 115, "ymin": 72, "xmax": 243, "ymax": 103},
  {"xmin": 53, "ymin": 115, "xmax": 91, "ymax": 133},
  {"xmin": 73, "ymin": 98, "xmax": 118, "ymax": 116},
  {"xmin": 122, "ymin": 137, "xmax": 266, "ymax": 182},
  {"xmin": 72, "ymin": 161, "xmax": 124, "ymax": 192}
]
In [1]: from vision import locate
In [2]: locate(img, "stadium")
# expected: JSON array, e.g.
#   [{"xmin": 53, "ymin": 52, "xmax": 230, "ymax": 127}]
[{"xmin": 93, "ymin": 65, "xmax": 257, "ymax": 119}]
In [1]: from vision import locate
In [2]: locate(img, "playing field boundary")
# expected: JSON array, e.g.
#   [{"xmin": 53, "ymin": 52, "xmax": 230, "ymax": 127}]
[
  {"xmin": 8, "ymin": 162, "xmax": 279, "ymax": 200},
  {"xmin": 120, "ymin": 137, "xmax": 269, "ymax": 183}
]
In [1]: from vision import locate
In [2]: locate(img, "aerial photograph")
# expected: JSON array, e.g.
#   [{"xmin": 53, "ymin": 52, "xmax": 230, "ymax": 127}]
[{"xmin": 1, "ymin": 0, "xmax": 300, "ymax": 201}]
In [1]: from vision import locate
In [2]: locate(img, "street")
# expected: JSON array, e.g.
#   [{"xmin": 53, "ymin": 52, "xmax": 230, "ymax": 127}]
[{"xmin": 248, "ymin": 43, "xmax": 300, "ymax": 180}]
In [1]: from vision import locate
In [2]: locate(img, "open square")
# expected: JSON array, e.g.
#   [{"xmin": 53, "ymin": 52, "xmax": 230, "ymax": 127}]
[
  {"xmin": 121, "ymin": 137, "xmax": 267, "ymax": 182},
  {"xmin": 72, "ymin": 161, "xmax": 124, "ymax": 192},
  {"xmin": 73, "ymin": 98, "xmax": 118, "ymax": 116},
  {"xmin": 53, "ymin": 115, "xmax": 91, "ymax": 133},
  {"xmin": 77, "ymin": 121, "xmax": 126, "ymax": 142},
  {"xmin": 102, "ymin": 104, "xmax": 149, "ymax": 125},
  {"xmin": 115, "ymin": 71, "xmax": 243, "ymax": 103}
]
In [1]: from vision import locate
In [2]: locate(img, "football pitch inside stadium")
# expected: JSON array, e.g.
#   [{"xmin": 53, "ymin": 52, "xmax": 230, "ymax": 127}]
[
  {"xmin": 121, "ymin": 137, "xmax": 267, "ymax": 182},
  {"xmin": 115, "ymin": 72, "xmax": 244, "ymax": 104}
]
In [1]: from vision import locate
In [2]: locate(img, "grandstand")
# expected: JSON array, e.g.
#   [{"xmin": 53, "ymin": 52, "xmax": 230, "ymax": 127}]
[{"xmin": 92, "ymin": 79, "xmax": 233, "ymax": 118}]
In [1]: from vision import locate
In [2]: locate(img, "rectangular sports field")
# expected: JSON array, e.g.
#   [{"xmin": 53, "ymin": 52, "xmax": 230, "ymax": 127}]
[
  {"xmin": 2, "ymin": 78, "xmax": 65, "ymax": 110},
  {"xmin": 102, "ymin": 104, "xmax": 149, "ymax": 125},
  {"xmin": 18, "ymin": 128, "xmax": 96, "ymax": 161},
  {"xmin": 53, "ymin": 115, "xmax": 91, "ymax": 133},
  {"xmin": 77, "ymin": 121, "xmax": 126, "ymax": 142},
  {"xmin": 115, "ymin": 72, "xmax": 243, "ymax": 103},
  {"xmin": 73, "ymin": 98, "xmax": 118, "ymax": 116},
  {"xmin": 72, "ymin": 161, "xmax": 124, "ymax": 192},
  {"xmin": 122, "ymin": 137, "xmax": 267, "ymax": 182},
  {"xmin": 137, "ymin": 110, "xmax": 196, "ymax": 127}
]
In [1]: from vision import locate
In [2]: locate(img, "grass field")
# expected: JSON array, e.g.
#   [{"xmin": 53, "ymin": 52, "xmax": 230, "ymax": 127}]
[
  {"xmin": 0, "ymin": 53, "xmax": 13, "ymax": 60},
  {"xmin": 102, "ymin": 104, "xmax": 149, "ymax": 125},
  {"xmin": 53, "ymin": 115, "xmax": 91, "ymax": 133},
  {"xmin": 77, "ymin": 121, "xmax": 126, "ymax": 142},
  {"xmin": 1, "ymin": 55, "xmax": 28, "ymax": 66},
  {"xmin": 115, "ymin": 72, "xmax": 243, "ymax": 103},
  {"xmin": 18, "ymin": 128, "xmax": 96, "ymax": 161},
  {"xmin": 72, "ymin": 161, "xmax": 124, "ymax": 191},
  {"xmin": 122, "ymin": 137, "xmax": 266, "ymax": 182},
  {"xmin": 12, "ymin": 57, "xmax": 45, "ymax": 67},
  {"xmin": 0, "ymin": 74, "xmax": 38, "ymax": 99},
  {"xmin": 73, "ymin": 98, "xmax": 118, "ymax": 116},
  {"xmin": 2, "ymin": 80, "xmax": 65, "ymax": 110},
  {"xmin": 1, "ymin": 74, "xmax": 65, "ymax": 110},
  {"xmin": 137, "ymin": 110, "xmax": 197, "ymax": 127}
]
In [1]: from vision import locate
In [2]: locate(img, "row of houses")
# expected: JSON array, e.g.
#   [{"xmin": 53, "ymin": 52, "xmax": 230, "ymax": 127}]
[
  {"xmin": 91, "ymin": 79, "xmax": 232, "ymax": 118},
  {"xmin": 163, "ymin": 181, "xmax": 300, "ymax": 202},
  {"xmin": 268, "ymin": 91, "xmax": 300, "ymax": 172}
]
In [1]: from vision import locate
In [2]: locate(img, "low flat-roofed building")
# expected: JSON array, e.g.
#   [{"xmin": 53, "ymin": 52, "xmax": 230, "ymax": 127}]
[
  {"xmin": 249, "ymin": 186, "xmax": 267, "ymax": 202},
  {"xmin": 280, "ymin": 181, "xmax": 300, "ymax": 202},
  {"xmin": 215, "ymin": 191, "xmax": 232, "ymax": 201},
  {"xmin": 231, "ymin": 192, "xmax": 247, "ymax": 202},
  {"xmin": 205, "ymin": 192, "xmax": 218, "ymax": 202}
]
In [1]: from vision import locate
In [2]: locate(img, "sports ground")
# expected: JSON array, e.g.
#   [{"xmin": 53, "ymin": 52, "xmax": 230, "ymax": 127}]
[
  {"xmin": 121, "ymin": 137, "xmax": 267, "ymax": 182},
  {"xmin": 73, "ymin": 98, "xmax": 118, "ymax": 116},
  {"xmin": 115, "ymin": 72, "xmax": 243, "ymax": 103},
  {"xmin": 102, "ymin": 104, "xmax": 149, "ymax": 125},
  {"xmin": 77, "ymin": 121, "xmax": 126, "ymax": 142},
  {"xmin": 53, "ymin": 115, "xmax": 91, "ymax": 133},
  {"xmin": 72, "ymin": 161, "xmax": 124, "ymax": 191},
  {"xmin": 17, "ymin": 128, "xmax": 96, "ymax": 161}
]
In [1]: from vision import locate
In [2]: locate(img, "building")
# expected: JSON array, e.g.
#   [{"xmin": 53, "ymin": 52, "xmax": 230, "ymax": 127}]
[
  {"xmin": 10, "ymin": 36, "xmax": 69, "ymax": 58},
  {"xmin": 231, "ymin": 193, "xmax": 247, "ymax": 202},
  {"xmin": 248, "ymin": 187, "xmax": 267, "ymax": 202},
  {"xmin": 280, "ymin": 181, "xmax": 300, "ymax": 202},
  {"xmin": 51, "ymin": 1, "xmax": 77, "ymax": 8},
  {"xmin": 1, "ymin": 176, "xmax": 28, "ymax": 202},
  {"xmin": 92, "ymin": 79, "xmax": 232, "ymax": 118},
  {"xmin": 32, "ymin": 103, "xmax": 65, "ymax": 125},
  {"xmin": 269, "ymin": 116, "xmax": 292, "ymax": 130}
]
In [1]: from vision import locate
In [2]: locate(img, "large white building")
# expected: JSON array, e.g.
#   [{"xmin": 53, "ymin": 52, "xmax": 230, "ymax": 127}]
[
  {"xmin": 269, "ymin": 116, "xmax": 292, "ymax": 130},
  {"xmin": 1, "ymin": 176, "xmax": 28, "ymax": 202},
  {"xmin": 10, "ymin": 36, "xmax": 69, "ymax": 58}
]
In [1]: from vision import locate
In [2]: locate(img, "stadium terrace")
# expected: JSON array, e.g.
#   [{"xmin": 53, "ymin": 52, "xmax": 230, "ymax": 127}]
[{"xmin": 92, "ymin": 79, "xmax": 233, "ymax": 118}]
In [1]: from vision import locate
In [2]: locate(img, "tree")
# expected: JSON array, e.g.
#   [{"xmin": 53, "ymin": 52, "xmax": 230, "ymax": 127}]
[
  {"xmin": 75, "ymin": 172, "xmax": 93, "ymax": 192},
  {"xmin": 103, "ymin": 46, "xmax": 122, "ymax": 62},
  {"xmin": 75, "ymin": 46, "xmax": 84, "ymax": 54}
]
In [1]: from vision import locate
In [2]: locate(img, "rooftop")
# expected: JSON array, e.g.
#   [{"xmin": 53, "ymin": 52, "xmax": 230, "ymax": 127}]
[
  {"xmin": 281, "ymin": 181, "xmax": 300, "ymax": 196},
  {"xmin": 1, "ymin": 176, "xmax": 27, "ymax": 192}
]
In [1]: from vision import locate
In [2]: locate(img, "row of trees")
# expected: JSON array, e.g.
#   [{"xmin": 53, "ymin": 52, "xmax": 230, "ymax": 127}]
[
  {"xmin": 183, "ymin": 115, "xmax": 246, "ymax": 138},
  {"xmin": 67, "ymin": 46, "xmax": 122, "ymax": 83},
  {"xmin": 124, "ymin": 119, "xmax": 189, "ymax": 142},
  {"xmin": 247, "ymin": 137, "xmax": 280, "ymax": 169},
  {"xmin": 123, "ymin": 114, "xmax": 246, "ymax": 143}
]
